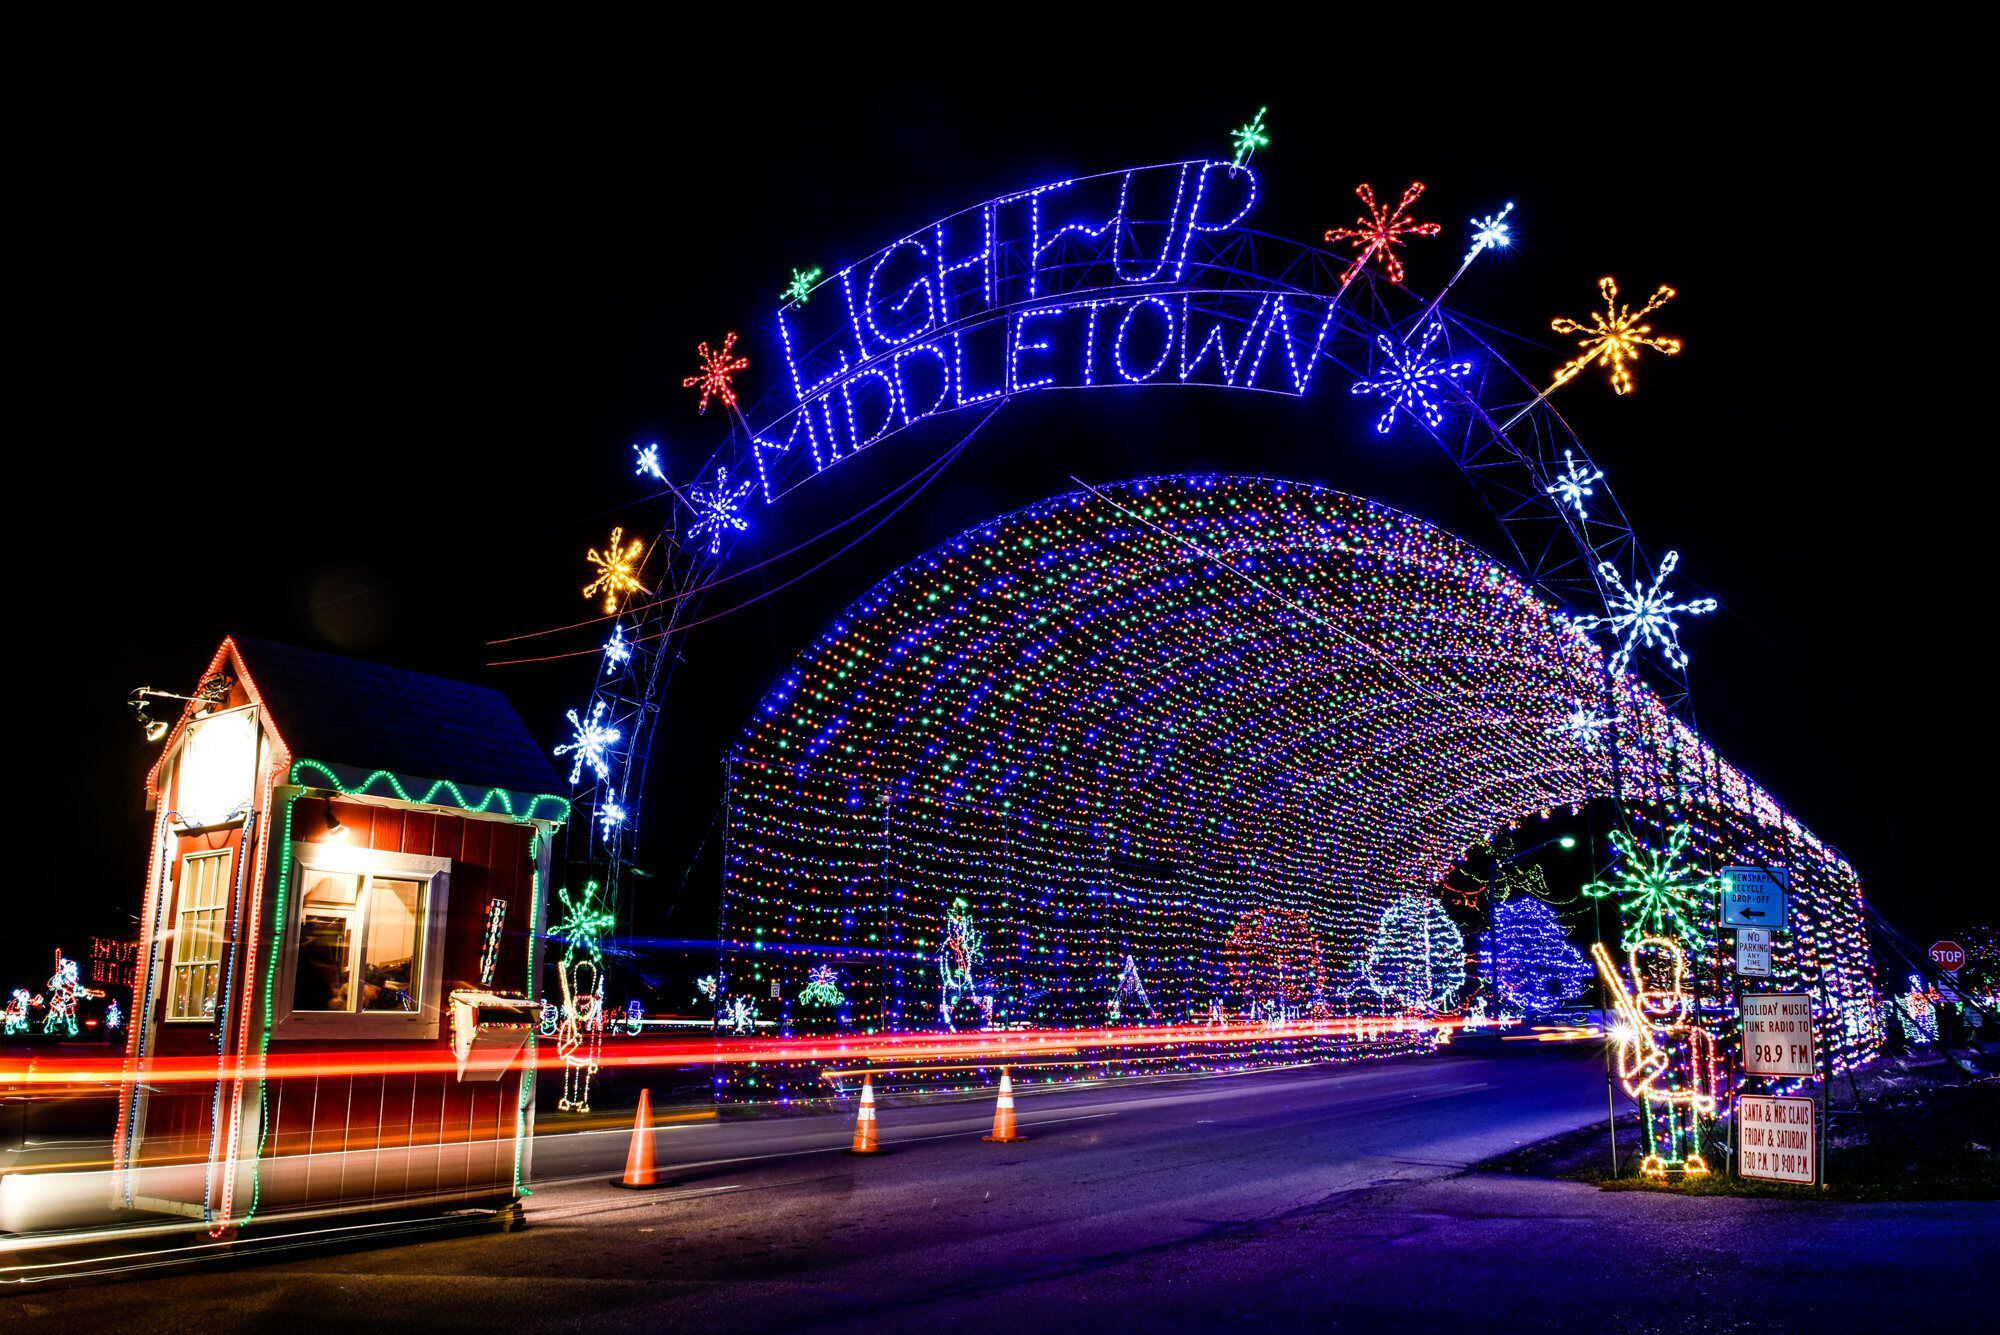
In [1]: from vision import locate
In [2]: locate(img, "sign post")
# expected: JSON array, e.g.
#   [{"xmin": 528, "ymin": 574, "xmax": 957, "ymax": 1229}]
[
  {"xmin": 1735, "ymin": 927, "xmax": 1772, "ymax": 979},
  {"xmin": 1929, "ymin": 940, "xmax": 1966, "ymax": 973},
  {"xmin": 1742, "ymin": 994, "xmax": 1817, "ymax": 1077},
  {"xmin": 1721, "ymin": 866, "xmax": 1790, "ymax": 930},
  {"xmin": 1738, "ymin": 1094, "xmax": 1817, "ymax": 1184},
  {"xmin": 1737, "ymin": 993, "xmax": 1822, "ymax": 1186}
]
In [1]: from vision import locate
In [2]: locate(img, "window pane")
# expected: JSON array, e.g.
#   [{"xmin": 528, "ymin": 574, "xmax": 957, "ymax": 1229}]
[
  {"xmin": 170, "ymin": 852, "xmax": 233, "ymax": 1019},
  {"xmin": 294, "ymin": 911, "xmax": 355, "ymax": 1011},
  {"xmin": 302, "ymin": 871, "xmax": 360, "ymax": 908},
  {"xmin": 361, "ymin": 879, "xmax": 422, "ymax": 1012}
]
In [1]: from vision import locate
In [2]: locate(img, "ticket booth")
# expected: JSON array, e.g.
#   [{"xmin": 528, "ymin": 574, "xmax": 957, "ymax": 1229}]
[{"xmin": 108, "ymin": 635, "xmax": 568, "ymax": 1232}]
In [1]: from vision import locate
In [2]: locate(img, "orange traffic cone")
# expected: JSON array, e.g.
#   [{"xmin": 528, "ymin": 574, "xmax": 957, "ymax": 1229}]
[
  {"xmin": 847, "ymin": 1074, "xmax": 884, "ymax": 1154},
  {"xmin": 982, "ymin": 1068, "xmax": 1025, "ymax": 1143},
  {"xmin": 611, "ymin": 1088, "xmax": 662, "ymax": 1188}
]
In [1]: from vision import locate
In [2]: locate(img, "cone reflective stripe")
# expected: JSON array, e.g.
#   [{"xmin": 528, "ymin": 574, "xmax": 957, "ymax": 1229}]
[
  {"xmin": 982, "ymin": 1068, "xmax": 1025, "ymax": 1143},
  {"xmin": 848, "ymin": 1074, "xmax": 883, "ymax": 1154},
  {"xmin": 613, "ymin": 1088, "xmax": 662, "ymax": 1188}
]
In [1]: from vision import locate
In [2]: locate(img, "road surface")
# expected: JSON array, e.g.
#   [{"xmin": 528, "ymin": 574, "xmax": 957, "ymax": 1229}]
[{"xmin": 7, "ymin": 1041, "xmax": 1997, "ymax": 1330}]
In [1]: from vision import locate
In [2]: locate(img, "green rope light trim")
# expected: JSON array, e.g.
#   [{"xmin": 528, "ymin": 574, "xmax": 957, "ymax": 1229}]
[
  {"xmin": 241, "ymin": 764, "xmax": 562, "ymax": 1225},
  {"xmin": 290, "ymin": 759, "xmax": 570, "ymax": 824}
]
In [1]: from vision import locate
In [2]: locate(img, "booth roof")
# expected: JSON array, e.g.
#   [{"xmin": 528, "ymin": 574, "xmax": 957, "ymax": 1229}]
[{"xmin": 233, "ymin": 636, "xmax": 563, "ymax": 799}]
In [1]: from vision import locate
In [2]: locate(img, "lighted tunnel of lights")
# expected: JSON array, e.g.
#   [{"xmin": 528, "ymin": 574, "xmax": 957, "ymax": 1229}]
[{"xmin": 716, "ymin": 475, "xmax": 1875, "ymax": 1097}]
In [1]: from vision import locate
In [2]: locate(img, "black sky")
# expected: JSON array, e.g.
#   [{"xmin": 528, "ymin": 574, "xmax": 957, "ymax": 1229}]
[{"xmin": 16, "ymin": 48, "xmax": 1976, "ymax": 985}]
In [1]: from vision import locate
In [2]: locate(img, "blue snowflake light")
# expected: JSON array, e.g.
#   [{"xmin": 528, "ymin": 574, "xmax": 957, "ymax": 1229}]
[
  {"xmin": 1573, "ymin": 551, "xmax": 1718, "ymax": 674},
  {"xmin": 1349, "ymin": 322, "xmax": 1473, "ymax": 435},
  {"xmin": 1546, "ymin": 448, "xmax": 1606, "ymax": 519},
  {"xmin": 602, "ymin": 623, "xmax": 632, "ymax": 671},
  {"xmin": 633, "ymin": 442, "xmax": 665, "ymax": 482},
  {"xmin": 688, "ymin": 466, "xmax": 753, "ymax": 554},
  {"xmin": 555, "ymin": 700, "xmax": 621, "ymax": 784}
]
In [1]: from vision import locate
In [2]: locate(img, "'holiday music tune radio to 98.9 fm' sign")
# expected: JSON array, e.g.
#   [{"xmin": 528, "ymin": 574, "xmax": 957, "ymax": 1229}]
[{"xmin": 1741, "ymin": 993, "xmax": 1817, "ymax": 1078}]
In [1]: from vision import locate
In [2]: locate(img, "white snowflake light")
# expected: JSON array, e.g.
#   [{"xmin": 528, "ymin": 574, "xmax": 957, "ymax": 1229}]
[
  {"xmin": 1546, "ymin": 448, "xmax": 1606, "ymax": 520},
  {"xmin": 1550, "ymin": 699, "xmax": 1616, "ymax": 747},
  {"xmin": 1465, "ymin": 201, "xmax": 1514, "ymax": 263},
  {"xmin": 1349, "ymin": 321, "xmax": 1473, "ymax": 435},
  {"xmin": 1572, "ymin": 550, "xmax": 1718, "ymax": 674},
  {"xmin": 688, "ymin": 465, "xmax": 752, "ymax": 554},
  {"xmin": 633, "ymin": 442, "xmax": 665, "ymax": 482},
  {"xmin": 603, "ymin": 623, "xmax": 632, "ymax": 671},
  {"xmin": 597, "ymin": 799, "xmax": 627, "ymax": 836},
  {"xmin": 555, "ymin": 700, "xmax": 621, "ymax": 784}
]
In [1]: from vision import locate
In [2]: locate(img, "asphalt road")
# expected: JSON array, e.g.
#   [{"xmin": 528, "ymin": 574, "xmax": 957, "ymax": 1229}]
[{"xmin": 9, "ymin": 1041, "xmax": 1998, "ymax": 1331}]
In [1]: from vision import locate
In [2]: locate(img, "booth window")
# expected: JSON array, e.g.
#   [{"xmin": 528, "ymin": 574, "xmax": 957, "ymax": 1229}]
[
  {"xmin": 167, "ymin": 849, "xmax": 233, "ymax": 1021},
  {"xmin": 279, "ymin": 844, "xmax": 451, "ymax": 1037}
]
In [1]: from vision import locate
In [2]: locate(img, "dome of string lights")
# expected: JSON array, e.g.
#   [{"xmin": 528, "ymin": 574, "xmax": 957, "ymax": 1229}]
[{"xmin": 716, "ymin": 474, "xmax": 1876, "ymax": 1085}]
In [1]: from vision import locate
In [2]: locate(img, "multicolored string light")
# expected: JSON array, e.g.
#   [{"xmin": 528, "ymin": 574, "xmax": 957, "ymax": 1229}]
[{"xmin": 713, "ymin": 477, "xmax": 1875, "ymax": 1102}]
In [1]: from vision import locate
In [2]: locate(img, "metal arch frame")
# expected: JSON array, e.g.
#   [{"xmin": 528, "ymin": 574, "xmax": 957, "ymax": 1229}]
[{"xmin": 558, "ymin": 155, "xmax": 1716, "ymax": 951}]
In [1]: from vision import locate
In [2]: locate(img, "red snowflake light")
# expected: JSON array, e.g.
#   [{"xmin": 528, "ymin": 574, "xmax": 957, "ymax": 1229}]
[
  {"xmin": 1323, "ymin": 181, "xmax": 1441, "ymax": 286},
  {"xmin": 682, "ymin": 331, "xmax": 749, "ymax": 415}
]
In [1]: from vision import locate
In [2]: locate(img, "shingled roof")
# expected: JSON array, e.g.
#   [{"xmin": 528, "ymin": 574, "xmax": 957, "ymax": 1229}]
[{"xmin": 233, "ymin": 636, "xmax": 562, "ymax": 798}]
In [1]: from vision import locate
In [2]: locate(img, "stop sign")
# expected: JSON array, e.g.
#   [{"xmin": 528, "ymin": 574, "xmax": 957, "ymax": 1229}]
[{"xmin": 1929, "ymin": 940, "xmax": 1966, "ymax": 972}]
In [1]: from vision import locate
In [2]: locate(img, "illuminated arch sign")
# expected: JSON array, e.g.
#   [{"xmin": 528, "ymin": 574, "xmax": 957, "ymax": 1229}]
[{"xmin": 745, "ymin": 161, "xmax": 1338, "ymax": 504}]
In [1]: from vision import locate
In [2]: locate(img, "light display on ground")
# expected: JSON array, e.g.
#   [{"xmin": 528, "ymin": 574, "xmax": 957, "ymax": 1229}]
[
  {"xmin": 551, "ymin": 883, "xmax": 613, "ymax": 1113},
  {"xmin": 1478, "ymin": 898, "xmax": 1591, "ymax": 1014},
  {"xmin": 39, "ymin": 951, "xmax": 102, "ymax": 1038},
  {"xmin": 4, "ymin": 988, "xmax": 39, "ymax": 1036},
  {"xmin": 1365, "ymin": 895, "xmax": 1465, "ymax": 1013},
  {"xmin": 1594, "ymin": 936, "xmax": 1719, "ymax": 1177},
  {"xmin": 713, "ymin": 476, "xmax": 1875, "ymax": 1102}
]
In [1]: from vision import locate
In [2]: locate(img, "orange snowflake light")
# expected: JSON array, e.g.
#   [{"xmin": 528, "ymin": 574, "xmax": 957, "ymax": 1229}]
[
  {"xmin": 1324, "ymin": 181, "xmax": 1441, "ymax": 286},
  {"xmin": 682, "ymin": 331, "xmax": 749, "ymax": 415},
  {"xmin": 582, "ymin": 525, "xmax": 650, "ymax": 613},
  {"xmin": 1549, "ymin": 277, "xmax": 1682, "ymax": 396}
]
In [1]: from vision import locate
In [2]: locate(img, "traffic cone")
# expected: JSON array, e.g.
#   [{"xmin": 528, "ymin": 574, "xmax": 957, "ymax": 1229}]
[
  {"xmin": 982, "ymin": 1068, "xmax": 1025, "ymax": 1143},
  {"xmin": 611, "ymin": 1088, "xmax": 663, "ymax": 1188},
  {"xmin": 848, "ymin": 1074, "xmax": 884, "ymax": 1154}
]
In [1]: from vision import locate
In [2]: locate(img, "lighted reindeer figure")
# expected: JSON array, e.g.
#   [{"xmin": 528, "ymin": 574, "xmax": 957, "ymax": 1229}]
[
  {"xmin": 4, "ymin": 988, "xmax": 42, "ymax": 1037},
  {"xmin": 41, "ymin": 951, "xmax": 104, "ymax": 1038},
  {"xmin": 1592, "ymin": 935, "xmax": 1720, "ymax": 1177}
]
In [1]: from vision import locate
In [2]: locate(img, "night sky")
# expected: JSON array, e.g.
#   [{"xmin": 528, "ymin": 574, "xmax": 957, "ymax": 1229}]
[{"xmin": 21, "ymin": 63, "xmax": 1969, "ymax": 987}]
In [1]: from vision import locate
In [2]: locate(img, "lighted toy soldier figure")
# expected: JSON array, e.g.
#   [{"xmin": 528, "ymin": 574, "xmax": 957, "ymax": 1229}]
[
  {"xmin": 1592, "ymin": 935, "xmax": 1720, "ymax": 1177},
  {"xmin": 41, "ymin": 951, "xmax": 105, "ymax": 1039},
  {"xmin": 4, "ymin": 988, "xmax": 42, "ymax": 1037},
  {"xmin": 555, "ymin": 956, "xmax": 605, "ymax": 1113}
]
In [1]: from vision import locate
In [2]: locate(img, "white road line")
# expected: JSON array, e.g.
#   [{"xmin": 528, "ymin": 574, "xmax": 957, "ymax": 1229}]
[{"xmin": 531, "ymin": 1112, "xmax": 1117, "ymax": 1188}]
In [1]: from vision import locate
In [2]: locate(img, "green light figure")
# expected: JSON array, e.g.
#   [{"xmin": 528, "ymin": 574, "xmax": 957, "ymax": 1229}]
[
  {"xmin": 1582, "ymin": 823, "xmax": 1718, "ymax": 949},
  {"xmin": 1229, "ymin": 107, "xmax": 1269, "ymax": 173},
  {"xmin": 783, "ymin": 266, "xmax": 822, "ymax": 305}
]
